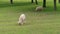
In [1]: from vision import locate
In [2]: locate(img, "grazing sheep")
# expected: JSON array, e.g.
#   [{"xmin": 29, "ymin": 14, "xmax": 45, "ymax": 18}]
[
  {"xmin": 36, "ymin": 6, "xmax": 43, "ymax": 11},
  {"xmin": 18, "ymin": 14, "xmax": 26, "ymax": 25}
]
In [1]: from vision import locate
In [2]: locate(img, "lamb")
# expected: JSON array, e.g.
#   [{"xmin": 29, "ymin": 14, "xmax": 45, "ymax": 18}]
[
  {"xmin": 36, "ymin": 6, "xmax": 43, "ymax": 11},
  {"xmin": 18, "ymin": 14, "xmax": 26, "ymax": 25}
]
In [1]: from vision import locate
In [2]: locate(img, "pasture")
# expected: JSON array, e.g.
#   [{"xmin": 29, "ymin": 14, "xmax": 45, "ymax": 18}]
[{"xmin": 0, "ymin": 0, "xmax": 60, "ymax": 34}]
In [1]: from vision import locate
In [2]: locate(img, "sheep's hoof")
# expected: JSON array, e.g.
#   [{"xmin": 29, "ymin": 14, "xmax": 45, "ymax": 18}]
[{"xmin": 18, "ymin": 23, "xmax": 23, "ymax": 25}]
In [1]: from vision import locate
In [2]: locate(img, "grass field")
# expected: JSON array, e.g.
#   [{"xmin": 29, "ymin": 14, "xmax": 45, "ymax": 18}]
[{"xmin": 0, "ymin": 0, "xmax": 60, "ymax": 34}]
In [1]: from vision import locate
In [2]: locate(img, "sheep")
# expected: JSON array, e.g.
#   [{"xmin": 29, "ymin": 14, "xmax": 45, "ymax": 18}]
[
  {"xmin": 36, "ymin": 6, "xmax": 43, "ymax": 11},
  {"xmin": 18, "ymin": 14, "xmax": 26, "ymax": 25}
]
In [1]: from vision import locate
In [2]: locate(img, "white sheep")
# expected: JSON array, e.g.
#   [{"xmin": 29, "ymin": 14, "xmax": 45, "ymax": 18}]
[
  {"xmin": 36, "ymin": 6, "xmax": 43, "ymax": 11},
  {"xmin": 18, "ymin": 14, "xmax": 26, "ymax": 25}
]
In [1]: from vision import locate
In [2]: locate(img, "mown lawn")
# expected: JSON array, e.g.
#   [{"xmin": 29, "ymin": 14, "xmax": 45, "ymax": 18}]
[{"xmin": 0, "ymin": 0, "xmax": 60, "ymax": 34}]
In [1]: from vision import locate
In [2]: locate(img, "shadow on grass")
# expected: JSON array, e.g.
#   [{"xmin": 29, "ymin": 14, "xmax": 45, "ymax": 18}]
[
  {"xmin": 0, "ymin": 2, "xmax": 60, "ymax": 12},
  {"xmin": 0, "ymin": 2, "xmax": 32, "ymax": 8}
]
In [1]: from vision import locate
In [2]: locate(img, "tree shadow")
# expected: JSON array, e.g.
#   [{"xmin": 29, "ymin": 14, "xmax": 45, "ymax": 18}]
[{"xmin": 0, "ymin": 2, "xmax": 32, "ymax": 8}]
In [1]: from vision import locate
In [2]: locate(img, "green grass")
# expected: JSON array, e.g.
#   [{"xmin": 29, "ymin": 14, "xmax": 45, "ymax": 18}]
[{"xmin": 0, "ymin": 0, "xmax": 60, "ymax": 34}]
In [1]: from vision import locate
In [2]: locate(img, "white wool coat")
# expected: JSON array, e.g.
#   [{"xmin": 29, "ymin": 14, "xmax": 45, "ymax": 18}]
[{"xmin": 18, "ymin": 14, "xmax": 25, "ymax": 25}]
